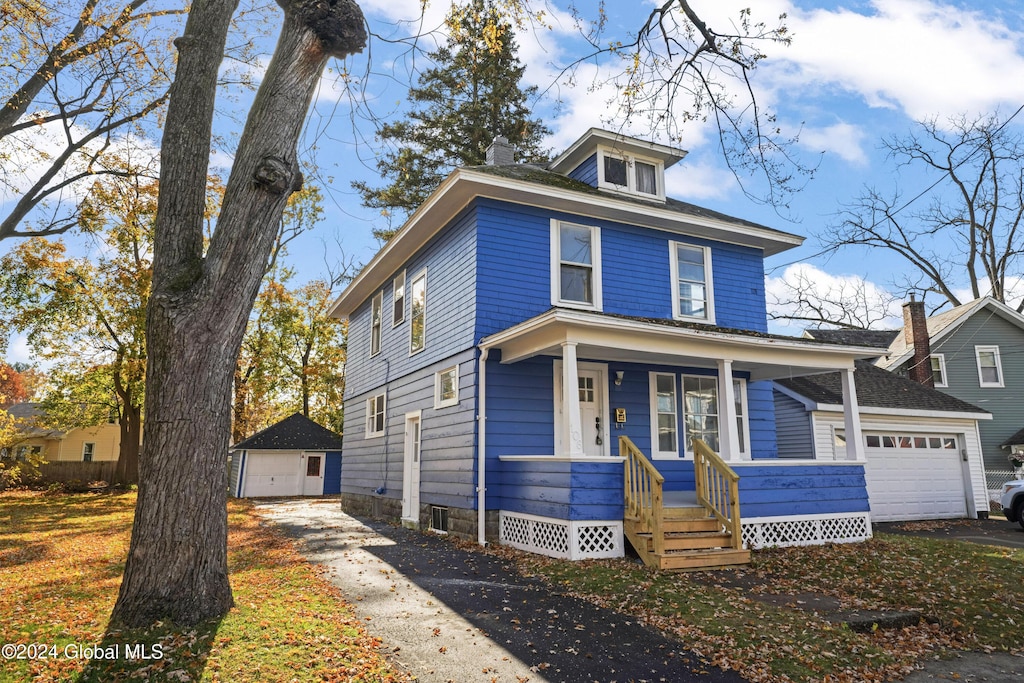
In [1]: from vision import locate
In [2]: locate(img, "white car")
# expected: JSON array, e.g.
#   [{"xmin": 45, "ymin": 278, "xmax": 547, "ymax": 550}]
[{"xmin": 1001, "ymin": 479, "xmax": 1024, "ymax": 529}]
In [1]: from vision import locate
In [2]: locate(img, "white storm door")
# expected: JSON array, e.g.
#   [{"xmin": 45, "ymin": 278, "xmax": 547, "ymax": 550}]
[
  {"xmin": 402, "ymin": 412, "xmax": 422, "ymax": 523},
  {"xmin": 302, "ymin": 453, "xmax": 325, "ymax": 496}
]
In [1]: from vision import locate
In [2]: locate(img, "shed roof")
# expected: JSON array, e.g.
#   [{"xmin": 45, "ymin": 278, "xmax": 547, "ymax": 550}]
[
  {"xmin": 804, "ymin": 328, "xmax": 900, "ymax": 348},
  {"xmin": 232, "ymin": 413, "xmax": 343, "ymax": 451}
]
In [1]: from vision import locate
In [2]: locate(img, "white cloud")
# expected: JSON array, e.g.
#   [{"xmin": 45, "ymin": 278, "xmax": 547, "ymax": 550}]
[
  {"xmin": 796, "ymin": 121, "xmax": 869, "ymax": 166},
  {"xmin": 664, "ymin": 158, "xmax": 737, "ymax": 201},
  {"xmin": 951, "ymin": 277, "xmax": 1024, "ymax": 311},
  {"xmin": 765, "ymin": 263, "xmax": 904, "ymax": 331}
]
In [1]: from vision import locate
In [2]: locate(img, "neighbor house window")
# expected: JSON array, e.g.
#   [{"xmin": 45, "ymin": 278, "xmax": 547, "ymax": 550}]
[
  {"xmin": 597, "ymin": 150, "xmax": 663, "ymax": 199},
  {"xmin": 930, "ymin": 354, "xmax": 947, "ymax": 387},
  {"xmin": 670, "ymin": 242, "xmax": 713, "ymax": 322},
  {"xmin": 975, "ymin": 346, "xmax": 1003, "ymax": 387},
  {"xmin": 392, "ymin": 271, "xmax": 406, "ymax": 326},
  {"xmin": 410, "ymin": 271, "xmax": 426, "ymax": 353},
  {"xmin": 435, "ymin": 366, "xmax": 459, "ymax": 408},
  {"xmin": 366, "ymin": 393, "xmax": 386, "ymax": 437},
  {"xmin": 370, "ymin": 291, "xmax": 383, "ymax": 356},
  {"xmin": 649, "ymin": 373, "xmax": 678, "ymax": 459},
  {"xmin": 551, "ymin": 220, "xmax": 602, "ymax": 309},
  {"xmin": 82, "ymin": 443, "xmax": 95, "ymax": 462}
]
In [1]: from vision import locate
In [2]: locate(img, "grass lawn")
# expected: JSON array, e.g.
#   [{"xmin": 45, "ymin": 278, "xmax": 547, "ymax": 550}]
[
  {"xmin": 0, "ymin": 491, "xmax": 412, "ymax": 683},
  {"xmin": 489, "ymin": 532, "xmax": 1023, "ymax": 682}
]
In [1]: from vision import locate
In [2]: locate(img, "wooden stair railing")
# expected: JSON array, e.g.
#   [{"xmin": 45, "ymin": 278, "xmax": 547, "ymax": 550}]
[
  {"xmin": 692, "ymin": 438, "xmax": 743, "ymax": 551},
  {"xmin": 620, "ymin": 435, "xmax": 664, "ymax": 556}
]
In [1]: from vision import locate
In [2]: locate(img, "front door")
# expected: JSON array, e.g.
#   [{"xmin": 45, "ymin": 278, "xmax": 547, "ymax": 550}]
[
  {"xmin": 555, "ymin": 364, "xmax": 608, "ymax": 456},
  {"xmin": 302, "ymin": 453, "xmax": 325, "ymax": 496},
  {"xmin": 402, "ymin": 413, "xmax": 421, "ymax": 525}
]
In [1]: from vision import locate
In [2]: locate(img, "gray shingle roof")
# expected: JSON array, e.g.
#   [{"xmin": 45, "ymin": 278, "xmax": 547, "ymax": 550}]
[
  {"xmin": 804, "ymin": 329, "xmax": 900, "ymax": 347},
  {"xmin": 1001, "ymin": 427, "xmax": 1024, "ymax": 448},
  {"xmin": 776, "ymin": 360, "xmax": 988, "ymax": 414},
  {"xmin": 232, "ymin": 413, "xmax": 343, "ymax": 451}
]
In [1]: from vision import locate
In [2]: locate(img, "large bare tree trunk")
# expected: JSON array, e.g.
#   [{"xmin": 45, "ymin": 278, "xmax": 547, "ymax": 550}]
[{"xmin": 111, "ymin": 0, "xmax": 365, "ymax": 627}]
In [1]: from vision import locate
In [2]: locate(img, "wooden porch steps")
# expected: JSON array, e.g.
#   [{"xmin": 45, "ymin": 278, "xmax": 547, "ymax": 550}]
[{"xmin": 625, "ymin": 511, "xmax": 751, "ymax": 571}]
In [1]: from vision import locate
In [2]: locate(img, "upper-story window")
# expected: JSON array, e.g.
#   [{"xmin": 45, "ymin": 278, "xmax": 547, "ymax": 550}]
[
  {"xmin": 975, "ymin": 345, "xmax": 1003, "ymax": 387},
  {"xmin": 370, "ymin": 291, "xmax": 383, "ymax": 356},
  {"xmin": 551, "ymin": 220, "xmax": 602, "ymax": 310},
  {"xmin": 392, "ymin": 271, "xmax": 405, "ymax": 326},
  {"xmin": 670, "ymin": 242, "xmax": 714, "ymax": 322},
  {"xmin": 410, "ymin": 270, "xmax": 427, "ymax": 354},
  {"xmin": 930, "ymin": 354, "xmax": 947, "ymax": 388},
  {"xmin": 598, "ymin": 148, "xmax": 663, "ymax": 199}
]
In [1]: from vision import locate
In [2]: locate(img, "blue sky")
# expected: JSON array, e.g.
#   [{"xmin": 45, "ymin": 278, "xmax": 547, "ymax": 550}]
[{"xmin": 4, "ymin": 0, "xmax": 1024, "ymax": 362}]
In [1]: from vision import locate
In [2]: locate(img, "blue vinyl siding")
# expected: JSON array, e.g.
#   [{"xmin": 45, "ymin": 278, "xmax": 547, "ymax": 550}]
[
  {"xmin": 734, "ymin": 464, "xmax": 869, "ymax": 517},
  {"xmin": 324, "ymin": 451, "xmax": 342, "ymax": 495},
  {"xmin": 346, "ymin": 207, "xmax": 479, "ymax": 399},
  {"xmin": 747, "ymin": 381, "xmax": 778, "ymax": 458},
  {"xmin": 492, "ymin": 458, "xmax": 624, "ymax": 520},
  {"xmin": 474, "ymin": 199, "xmax": 768, "ymax": 338},
  {"xmin": 567, "ymin": 153, "xmax": 599, "ymax": 187}
]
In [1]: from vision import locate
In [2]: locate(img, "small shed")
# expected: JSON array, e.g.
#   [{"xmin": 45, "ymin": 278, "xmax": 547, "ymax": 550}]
[{"xmin": 230, "ymin": 413, "xmax": 343, "ymax": 498}]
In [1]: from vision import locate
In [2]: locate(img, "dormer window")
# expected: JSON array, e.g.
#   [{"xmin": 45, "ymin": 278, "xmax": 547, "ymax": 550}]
[{"xmin": 598, "ymin": 148, "xmax": 664, "ymax": 200}]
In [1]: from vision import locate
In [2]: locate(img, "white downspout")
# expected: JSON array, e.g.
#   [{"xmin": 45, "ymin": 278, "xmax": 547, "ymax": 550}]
[{"xmin": 476, "ymin": 346, "xmax": 489, "ymax": 546}]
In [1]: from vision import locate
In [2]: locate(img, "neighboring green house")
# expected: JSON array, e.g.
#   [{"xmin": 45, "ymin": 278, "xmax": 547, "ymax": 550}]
[{"xmin": 876, "ymin": 297, "xmax": 1024, "ymax": 491}]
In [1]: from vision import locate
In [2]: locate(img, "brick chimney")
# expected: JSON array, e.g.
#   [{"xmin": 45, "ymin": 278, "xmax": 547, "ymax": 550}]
[
  {"xmin": 903, "ymin": 297, "xmax": 933, "ymax": 386},
  {"xmin": 485, "ymin": 136, "xmax": 515, "ymax": 166}
]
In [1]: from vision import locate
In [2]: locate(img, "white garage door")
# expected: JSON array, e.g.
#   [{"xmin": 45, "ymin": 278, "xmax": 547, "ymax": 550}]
[
  {"xmin": 863, "ymin": 432, "xmax": 967, "ymax": 521},
  {"xmin": 243, "ymin": 453, "xmax": 301, "ymax": 497}
]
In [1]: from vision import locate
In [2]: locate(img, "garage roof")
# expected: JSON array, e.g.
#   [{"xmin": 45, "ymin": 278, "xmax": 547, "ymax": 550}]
[
  {"xmin": 232, "ymin": 413, "xmax": 343, "ymax": 451},
  {"xmin": 776, "ymin": 360, "xmax": 989, "ymax": 415}
]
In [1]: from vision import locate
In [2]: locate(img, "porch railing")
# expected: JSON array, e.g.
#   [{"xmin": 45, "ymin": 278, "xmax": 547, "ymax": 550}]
[
  {"xmin": 620, "ymin": 435, "xmax": 665, "ymax": 556},
  {"xmin": 692, "ymin": 438, "xmax": 742, "ymax": 550}
]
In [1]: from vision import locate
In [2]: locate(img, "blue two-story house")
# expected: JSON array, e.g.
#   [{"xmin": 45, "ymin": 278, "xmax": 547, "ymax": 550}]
[{"xmin": 330, "ymin": 129, "xmax": 881, "ymax": 569}]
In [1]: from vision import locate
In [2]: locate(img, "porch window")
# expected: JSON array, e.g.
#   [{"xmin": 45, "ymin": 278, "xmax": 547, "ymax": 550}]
[
  {"xmin": 366, "ymin": 392, "xmax": 386, "ymax": 438},
  {"xmin": 552, "ymin": 221, "xmax": 602, "ymax": 309},
  {"xmin": 670, "ymin": 242, "xmax": 713, "ymax": 322},
  {"xmin": 683, "ymin": 376, "xmax": 720, "ymax": 453},
  {"xmin": 975, "ymin": 346, "xmax": 1003, "ymax": 387},
  {"xmin": 370, "ymin": 291, "xmax": 383, "ymax": 356},
  {"xmin": 930, "ymin": 354, "xmax": 947, "ymax": 387},
  {"xmin": 410, "ymin": 271, "xmax": 426, "ymax": 353},
  {"xmin": 649, "ymin": 373, "xmax": 678, "ymax": 458}
]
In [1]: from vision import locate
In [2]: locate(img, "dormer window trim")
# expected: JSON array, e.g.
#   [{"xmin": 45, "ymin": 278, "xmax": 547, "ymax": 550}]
[{"xmin": 596, "ymin": 146, "xmax": 665, "ymax": 201}]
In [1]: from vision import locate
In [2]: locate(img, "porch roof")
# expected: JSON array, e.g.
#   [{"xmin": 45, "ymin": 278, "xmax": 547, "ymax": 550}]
[{"xmin": 479, "ymin": 309, "xmax": 882, "ymax": 381}]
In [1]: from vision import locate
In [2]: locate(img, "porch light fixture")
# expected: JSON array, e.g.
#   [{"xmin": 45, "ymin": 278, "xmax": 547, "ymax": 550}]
[{"xmin": 615, "ymin": 371, "xmax": 624, "ymax": 386}]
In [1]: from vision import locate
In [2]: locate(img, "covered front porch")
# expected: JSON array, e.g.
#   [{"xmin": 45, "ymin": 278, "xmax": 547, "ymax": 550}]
[{"xmin": 479, "ymin": 309, "xmax": 880, "ymax": 564}]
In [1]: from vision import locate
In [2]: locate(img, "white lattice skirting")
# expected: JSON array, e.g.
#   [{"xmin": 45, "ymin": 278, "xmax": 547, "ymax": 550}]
[
  {"xmin": 742, "ymin": 512, "xmax": 873, "ymax": 549},
  {"xmin": 499, "ymin": 511, "xmax": 623, "ymax": 560}
]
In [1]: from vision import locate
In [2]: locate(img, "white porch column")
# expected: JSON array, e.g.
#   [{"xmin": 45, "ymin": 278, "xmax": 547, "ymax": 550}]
[
  {"xmin": 841, "ymin": 367, "xmax": 865, "ymax": 461},
  {"xmin": 717, "ymin": 359, "xmax": 741, "ymax": 461},
  {"xmin": 561, "ymin": 342, "xmax": 585, "ymax": 457}
]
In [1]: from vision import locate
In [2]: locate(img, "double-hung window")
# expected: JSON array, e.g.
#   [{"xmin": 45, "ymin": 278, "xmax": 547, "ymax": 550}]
[
  {"xmin": 670, "ymin": 242, "xmax": 713, "ymax": 322},
  {"xmin": 410, "ymin": 271, "xmax": 426, "ymax": 353},
  {"xmin": 975, "ymin": 346, "xmax": 1003, "ymax": 387},
  {"xmin": 366, "ymin": 393, "xmax": 386, "ymax": 437},
  {"xmin": 370, "ymin": 292, "xmax": 383, "ymax": 356},
  {"xmin": 552, "ymin": 220, "xmax": 602, "ymax": 309},
  {"xmin": 392, "ymin": 271, "xmax": 405, "ymax": 326},
  {"xmin": 650, "ymin": 373, "xmax": 678, "ymax": 459},
  {"xmin": 649, "ymin": 374, "xmax": 749, "ymax": 459},
  {"xmin": 930, "ymin": 354, "xmax": 947, "ymax": 388}
]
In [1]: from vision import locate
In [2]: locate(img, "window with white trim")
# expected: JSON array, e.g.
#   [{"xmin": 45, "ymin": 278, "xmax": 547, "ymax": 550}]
[
  {"xmin": 366, "ymin": 393, "xmax": 386, "ymax": 437},
  {"xmin": 410, "ymin": 271, "xmax": 426, "ymax": 353},
  {"xmin": 435, "ymin": 366, "xmax": 459, "ymax": 408},
  {"xmin": 551, "ymin": 220, "xmax": 602, "ymax": 309},
  {"xmin": 82, "ymin": 442, "xmax": 95, "ymax": 462},
  {"xmin": 670, "ymin": 242, "xmax": 713, "ymax": 322},
  {"xmin": 597, "ymin": 149, "xmax": 663, "ymax": 199},
  {"xmin": 370, "ymin": 291, "xmax": 383, "ymax": 356},
  {"xmin": 649, "ymin": 373, "xmax": 678, "ymax": 459},
  {"xmin": 930, "ymin": 354, "xmax": 947, "ymax": 388},
  {"xmin": 392, "ymin": 271, "xmax": 405, "ymax": 326},
  {"xmin": 975, "ymin": 345, "xmax": 1003, "ymax": 387}
]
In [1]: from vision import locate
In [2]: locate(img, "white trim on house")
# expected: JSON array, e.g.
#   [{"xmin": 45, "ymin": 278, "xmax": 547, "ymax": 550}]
[
  {"xmin": 365, "ymin": 392, "xmax": 387, "ymax": 438},
  {"xmin": 370, "ymin": 291, "xmax": 383, "ymax": 356},
  {"xmin": 548, "ymin": 127, "xmax": 687, "ymax": 177},
  {"xmin": 974, "ymin": 345, "xmax": 1004, "ymax": 387},
  {"xmin": 930, "ymin": 353, "xmax": 948, "ymax": 387},
  {"xmin": 550, "ymin": 219, "xmax": 603, "ymax": 311},
  {"xmin": 649, "ymin": 372, "xmax": 679, "ymax": 460},
  {"xmin": 392, "ymin": 270, "xmax": 406, "ymax": 326},
  {"xmin": 434, "ymin": 365, "xmax": 459, "ymax": 409},
  {"xmin": 596, "ymin": 146, "xmax": 666, "ymax": 200},
  {"xmin": 409, "ymin": 269, "xmax": 427, "ymax": 355},
  {"xmin": 669, "ymin": 241, "xmax": 714, "ymax": 323}
]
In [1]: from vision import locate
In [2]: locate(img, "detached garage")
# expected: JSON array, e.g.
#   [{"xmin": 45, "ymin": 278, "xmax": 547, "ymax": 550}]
[
  {"xmin": 230, "ymin": 413, "xmax": 343, "ymax": 498},
  {"xmin": 775, "ymin": 361, "xmax": 991, "ymax": 522}
]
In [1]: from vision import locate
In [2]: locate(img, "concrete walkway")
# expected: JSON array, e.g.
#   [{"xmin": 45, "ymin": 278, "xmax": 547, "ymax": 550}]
[{"xmin": 258, "ymin": 498, "xmax": 743, "ymax": 683}]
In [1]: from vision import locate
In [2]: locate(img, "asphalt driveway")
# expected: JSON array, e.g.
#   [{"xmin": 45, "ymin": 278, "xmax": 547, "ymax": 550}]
[{"xmin": 875, "ymin": 516, "xmax": 1024, "ymax": 549}]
